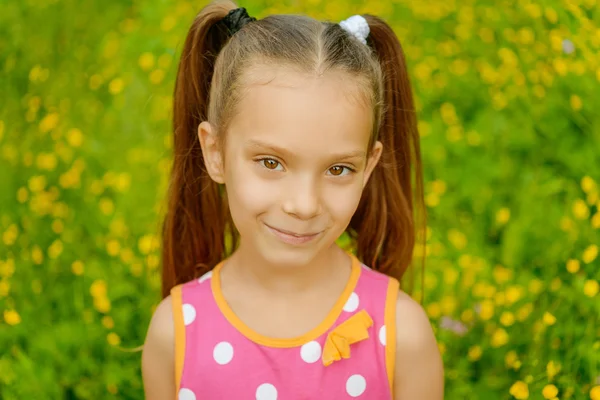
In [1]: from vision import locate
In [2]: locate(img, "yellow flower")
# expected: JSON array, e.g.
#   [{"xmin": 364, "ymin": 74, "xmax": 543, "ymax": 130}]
[
  {"xmin": 542, "ymin": 384, "xmax": 558, "ymax": 399},
  {"xmin": 67, "ymin": 128, "xmax": 83, "ymax": 147},
  {"xmin": 500, "ymin": 311, "xmax": 515, "ymax": 326},
  {"xmin": 544, "ymin": 8, "xmax": 558, "ymax": 23},
  {"xmin": 553, "ymin": 59, "xmax": 568, "ymax": 76},
  {"xmin": 426, "ymin": 302, "xmax": 441, "ymax": 319},
  {"xmin": 106, "ymin": 239, "xmax": 120, "ymax": 257},
  {"xmin": 506, "ymin": 285, "xmax": 523, "ymax": 304},
  {"xmin": 31, "ymin": 245, "xmax": 43, "ymax": 264},
  {"xmin": 517, "ymin": 303, "xmax": 534, "ymax": 321},
  {"xmin": 590, "ymin": 386, "xmax": 600, "ymax": 400},
  {"xmin": 138, "ymin": 234, "xmax": 159, "ymax": 255},
  {"xmin": 51, "ymin": 219, "xmax": 64, "ymax": 234},
  {"xmin": 48, "ymin": 239, "xmax": 63, "ymax": 259},
  {"xmin": 592, "ymin": 213, "xmax": 600, "ymax": 229},
  {"xmin": 39, "ymin": 112, "xmax": 59, "ymax": 133},
  {"xmin": 529, "ymin": 279, "xmax": 543, "ymax": 294},
  {"xmin": 161, "ymin": 15, "xmax": 176, "ymax": 32},
  {"xmin": 566, "ymin": 259, "xmax": 580, "ymax": 273},
  {"xmin": 570, "ymin": 95, "xmax": 583, "ymax": 111},
  {"xmin": 99, "ymin": 198, "xmax": 114, "ymax": 215},
  {"xmin": 138, "ymin": 52, "xmax": 155, "ymax": 71},
  {"xmin": 120, "ymin": 248, "xmax": 134, "ymax": 264},
  {"xmin": 16, "ymin": 187, "xmax": 28, "ymax": 203},
  {"xmin": 448, "ymin": 229, "xmax": 467, "ymax": 250},
  {"xmin": 543, "ymin": 312, "xmax": 556, "ymax": 326},
  {"xmin": 468, "ymin": 345, "xmax": 482, "ymax": 361},
  {"xmin": 573, "ymin": 199, "xmax": 590, "ymax": 219},
  {"xmin": 546, "ymin": 360, "xmax": 561, "ymax": 379},
  {"xmin": 2, "ymin": 224, "xmax": 18, "ymax": 246},
  {"xmin": 90, "ymin": 280, "xmax": 107, "ymax": 297},
  {"xmin": 102, "ymin": 316, "xmax": 114, "ymax": 329},
  {"xmin": 108, "ymin": 78, "xmax": 124, "ymax": 95},
  {"xmin": 94, "ymin": 296, "xmax": 111, "ymax": 314},
  {"xmin": 583, "ymin": 245, "xmax": 598, "ymax": 264},
  {"xmin": 479, "ymin": 300, "xmax": 494, "ymax": 320},
  {"xmin": 4, "ymin": 309, "xmax": 21, "ymax": 326},
  {"xmin": 28, "ymin": 175, "xmax": 47, "ymax": 192},
  {"xmin": 147, "ymin": 254, "xmax": 160, "ymax": 270},
  {"xmin": 89, "ymin": 74, "xmax": 103, "ymax": 90},
  {"xmin": 505, "ymin": 350, "xmax": 519, "ymax": 368},
  {"xmin": 72, "ymin": 260, "xmax": 84, "ymax": 276},
  {"xmin": 36, "ymin": 153, "xmax": 58, "ymax": 171},
  {"xmin": 583, "ymin": 280, "xmax": 599, "ymax": 297},
  {"xmin": 150, "ymin": 69, "xmax": 165, "ymax": 85},
  {"xmin": 581, "ymin": 176, "xmax": 597, "ymax": 193},
  {"xmin": 510, "ymin": 380, "xmax": 529, "ymax": 399},
  {"xmin": 496, "ymin": 208, "xmax": 511, "ymax": 224},
  {"xmin": 0, "ymin": 280, "xmax": 10, "ymax": 297},
  {"xmin": 107, "ymin": 332, "xmax": 121, "ymax": 346},
  {"xmin": 491, "ymin": 328, "xmax": 509, "ymax": 347}
]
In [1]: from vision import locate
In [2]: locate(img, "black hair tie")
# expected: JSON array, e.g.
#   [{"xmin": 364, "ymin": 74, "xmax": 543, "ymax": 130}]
[{"xmin": 222, "ymin": 7, "xmax": 256, "ymax": 35}]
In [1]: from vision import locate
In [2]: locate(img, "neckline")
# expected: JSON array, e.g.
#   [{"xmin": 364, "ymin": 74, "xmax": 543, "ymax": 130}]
[{"xmin": 210, "ymin": 253, "xmax": 362, "ymax": 348}]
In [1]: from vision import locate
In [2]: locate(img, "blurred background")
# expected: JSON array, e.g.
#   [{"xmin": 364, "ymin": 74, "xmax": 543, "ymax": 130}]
[{"xmin": 1, "ymin": 0, "xmax": 599, "ymax": 399}]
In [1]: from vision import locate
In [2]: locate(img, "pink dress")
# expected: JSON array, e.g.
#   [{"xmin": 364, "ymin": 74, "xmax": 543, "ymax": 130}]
[{"xmin": 170, "ymin": 253, "xmax": 399, "ymax": 399}]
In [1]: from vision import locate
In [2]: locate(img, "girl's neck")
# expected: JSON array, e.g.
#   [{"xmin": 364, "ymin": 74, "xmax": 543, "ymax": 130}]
[{"xmin": 222, "ymin": 244, "xmax": 351, "ymax": 295}]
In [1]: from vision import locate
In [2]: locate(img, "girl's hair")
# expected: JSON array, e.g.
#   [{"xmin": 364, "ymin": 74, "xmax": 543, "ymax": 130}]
[{"xmin": 161, "ymin": 0, "xmax": 426, "ymax": 299}]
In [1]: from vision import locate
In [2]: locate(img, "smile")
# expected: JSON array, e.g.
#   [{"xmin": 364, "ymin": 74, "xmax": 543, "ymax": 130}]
[{"xmin": 263, "ymin": 223, "xmax": 323, "ymax": 245}]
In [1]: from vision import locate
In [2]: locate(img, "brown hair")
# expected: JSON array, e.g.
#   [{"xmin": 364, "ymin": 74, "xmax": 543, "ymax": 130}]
[{"xmin": 161, "ymin": 0, "xmax": 426, "ymax": 299}]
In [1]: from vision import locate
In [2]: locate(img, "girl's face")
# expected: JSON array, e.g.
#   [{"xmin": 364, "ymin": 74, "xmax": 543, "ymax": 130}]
[{"xmin": 199, "ymin": 65, "xmax": 382, "ymax": 268}]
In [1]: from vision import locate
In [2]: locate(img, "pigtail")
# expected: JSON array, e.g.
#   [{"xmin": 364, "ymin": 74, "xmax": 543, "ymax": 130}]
[
  {"xmin": 161, "ymin": 0, "xmax": 238, "ymax": 298},
  {"xmin": 350, "ymin": 15, "xmax": 426, "ymax": 293}
]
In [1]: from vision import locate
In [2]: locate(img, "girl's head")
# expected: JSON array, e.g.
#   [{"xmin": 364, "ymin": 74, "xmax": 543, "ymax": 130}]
[{"xmin": 162, "ymin": 1, "xmax": 425, "ymax": 297}]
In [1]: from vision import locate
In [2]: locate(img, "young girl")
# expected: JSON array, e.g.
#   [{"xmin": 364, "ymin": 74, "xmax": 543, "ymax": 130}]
[{"xmin": 142, "ymin": 1, "xmax": 444, "ymax": 399}]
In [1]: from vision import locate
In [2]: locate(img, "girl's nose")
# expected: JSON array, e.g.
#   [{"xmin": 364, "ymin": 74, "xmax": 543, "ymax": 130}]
[{"xmin": 281, "ymin": 176, "xmax": 322, "ymax": 220}]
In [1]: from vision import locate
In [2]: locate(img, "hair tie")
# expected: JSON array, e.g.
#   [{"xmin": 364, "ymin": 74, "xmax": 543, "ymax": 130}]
[
  {"xmin": 222, "ymin": 7, "xmax": 256, "ymax": 35},
  {"xmin": 339, "ymin": 15, "xmax": 370, "ymax": 45}
]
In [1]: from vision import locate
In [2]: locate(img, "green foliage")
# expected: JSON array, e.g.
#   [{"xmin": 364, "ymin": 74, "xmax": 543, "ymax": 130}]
[{"xmin": 0, "ymin": 0, "xmax": 599, "ymax": 399}]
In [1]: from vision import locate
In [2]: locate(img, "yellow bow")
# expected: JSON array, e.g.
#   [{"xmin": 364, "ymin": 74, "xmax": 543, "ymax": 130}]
[{"xmin": 322, "ymin": 309, "xmax": 373, "ymax": 366}]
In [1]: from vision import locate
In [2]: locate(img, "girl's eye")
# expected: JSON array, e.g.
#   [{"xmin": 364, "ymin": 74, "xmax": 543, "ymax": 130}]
[
  {"xmin": 260, "ymin": 158, "xmax": 282, "ymax": 170},
  {"xmin": 328, "ymin": 166, "xmax": 352, "ymax": 176}
]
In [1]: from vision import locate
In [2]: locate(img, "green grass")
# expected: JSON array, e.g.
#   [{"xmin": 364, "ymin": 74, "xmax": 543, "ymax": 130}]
[{"xmin": 1, "ymin": 0, "xmax": 599, "ymax": 399}]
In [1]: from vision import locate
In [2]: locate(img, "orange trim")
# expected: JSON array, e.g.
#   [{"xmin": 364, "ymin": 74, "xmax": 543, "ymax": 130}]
[
  {"xmin": 385, "ymin": 277, "xmax": 399, "ymax": 395},
  {"xmin": 170, "ymin": 285, "xmax": 185, "ymax": 396},
  {"xmin": 211, "ymin": 253, "xmax": 362, "ymax": 348}
]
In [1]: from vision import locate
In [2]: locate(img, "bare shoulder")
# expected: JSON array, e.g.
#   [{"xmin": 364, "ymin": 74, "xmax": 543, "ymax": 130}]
[
  {"xmin": 393, "ymin": 291, "xmax": 444, "ymax": 400},
  {"xmin": 141, "ymin": 295, "xmax": 176, "ymax": 400}
]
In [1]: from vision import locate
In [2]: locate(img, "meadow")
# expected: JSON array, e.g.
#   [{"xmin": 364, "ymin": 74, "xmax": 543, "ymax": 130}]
[{"xmin": 0, "ymin": 0, "xmax": 599, "ymax": 398}]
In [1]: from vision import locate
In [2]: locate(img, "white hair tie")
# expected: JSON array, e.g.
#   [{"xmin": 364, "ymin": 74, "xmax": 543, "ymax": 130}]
[{"xmin": 339, "ymin": 15, "xmax": 370, "ymax": 45}]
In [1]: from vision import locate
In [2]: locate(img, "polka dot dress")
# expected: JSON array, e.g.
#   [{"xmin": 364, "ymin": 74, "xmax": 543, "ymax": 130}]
[{"xmin": 170, "ymin": 254, "xmax": 399, "ymax": 399}]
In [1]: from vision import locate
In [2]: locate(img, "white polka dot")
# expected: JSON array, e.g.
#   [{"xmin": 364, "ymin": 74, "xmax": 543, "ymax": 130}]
[
  {"xmin": 256, "ymin": 383, "xmax": 278, "ymax": 400},
  {"xmin": 198, "ymin": 271, "xmax": 213, "ymax": 283},
  {"xmin": 213, "ymin": 341, "xmax": 234, "ymax": 365},
  {"xmin": 182, "ymin": 304, "xmax": 196, "ymax": 325},
  {"xmin": 379, "ymin": 326, "xmax": 386, "ymax": 346},
  {"xmin": 346, "ymin": 374, "xmax": 367, "ymax": 397},
  {"xmin": 343, "ymin": 292, "xmax": 359, "ymax": 312},
  {"xmin": 300, "ymin": 341, "xmax": 322, "ymax": 363},
  {"xmin": 178, "ymin": 388, "xmax": 196, "ymax": 400}
]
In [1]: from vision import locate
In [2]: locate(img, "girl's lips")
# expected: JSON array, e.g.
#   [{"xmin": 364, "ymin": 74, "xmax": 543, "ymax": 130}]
[{"xmin": 264, "ymin": 224, "xmax": 322, "ymax": 245}]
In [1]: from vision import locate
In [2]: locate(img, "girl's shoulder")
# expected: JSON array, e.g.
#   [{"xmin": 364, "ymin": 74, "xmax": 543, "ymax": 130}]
[{"xmin": 141, "ymin": 294, "xmax": 176, "ymax": 399}]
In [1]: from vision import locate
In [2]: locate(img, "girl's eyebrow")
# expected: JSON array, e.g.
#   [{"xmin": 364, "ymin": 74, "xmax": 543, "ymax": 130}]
[{"xmin": 245, "ymin": 139, "xmax": 366, "ymax": 161}]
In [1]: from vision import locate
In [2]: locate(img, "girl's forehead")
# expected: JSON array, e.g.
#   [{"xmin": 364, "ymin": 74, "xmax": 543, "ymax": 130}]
[{"xmin": 226, "ymin": 67, "xmax": 373, "ymax": 157}]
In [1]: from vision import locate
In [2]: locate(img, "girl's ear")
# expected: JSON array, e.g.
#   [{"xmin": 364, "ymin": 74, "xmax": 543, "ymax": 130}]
[
  {"xmin": 362, "ymin": 140, "xmax": 383, "ymax": 188},
  {"xmin": 198, "ymin": 121, "xmax": 225, "ymax": 184}
]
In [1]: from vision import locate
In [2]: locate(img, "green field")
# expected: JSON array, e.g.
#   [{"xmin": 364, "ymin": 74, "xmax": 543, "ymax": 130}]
[{"xmin": 1, "ymin": 0, "xmax": 599, "ymax": 399}]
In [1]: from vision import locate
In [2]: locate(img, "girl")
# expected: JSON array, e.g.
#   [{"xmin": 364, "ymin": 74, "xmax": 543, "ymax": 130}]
[{"xmin": 142, "ymin": 1, "xmax": 444, "ymax": 399}]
